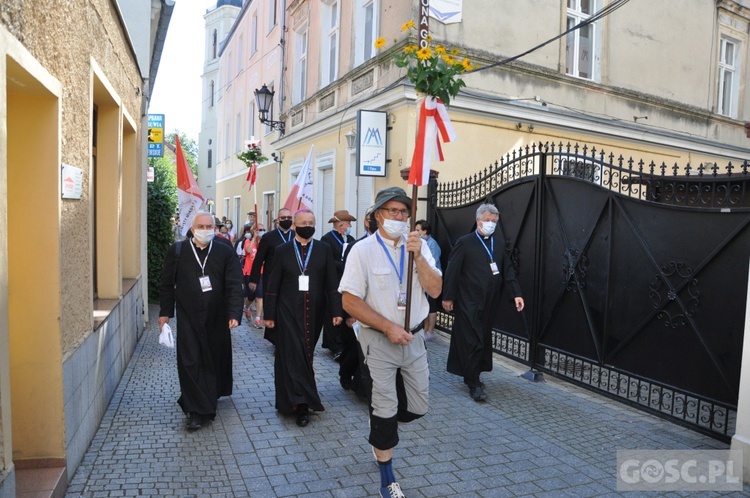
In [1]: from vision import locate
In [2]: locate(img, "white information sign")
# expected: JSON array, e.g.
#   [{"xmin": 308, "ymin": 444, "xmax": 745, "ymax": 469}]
[
  {"xmin": 61, "ymin": 163, "xmax": 83, "ymax": 200},
  {"xmin": 356, "ymin": 110, "xmax": 387, "ymax": 177},
  {"xmin": 430, "ymin": 0, "xmax": 462, "ymax": 24}
]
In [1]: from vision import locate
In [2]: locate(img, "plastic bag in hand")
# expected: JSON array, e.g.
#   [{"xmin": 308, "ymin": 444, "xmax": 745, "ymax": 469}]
[{"xmin": 159, "ymin": 323, "xmax": 175, "ymax": 348}]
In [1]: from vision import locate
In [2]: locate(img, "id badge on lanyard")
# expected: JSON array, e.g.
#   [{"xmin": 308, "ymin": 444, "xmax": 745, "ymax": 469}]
[
  {"xmin": 397, "ymin": 290, "xmax": 407, "ymax": 311},
  {"xmin": 299, "ymin": 275, "xmax": 310, "ymax": 291},
  {"xmin": 490, "ymin": 262, "xmax": 500, "ymax": 275},
  {"xmin": 200, "ymin": 275, "xmax": 213, "ymax": 292}
]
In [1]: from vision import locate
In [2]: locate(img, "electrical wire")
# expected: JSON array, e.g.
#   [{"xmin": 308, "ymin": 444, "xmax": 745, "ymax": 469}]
[{"xmin": 467, "ymin": 0, "xmax": 632, "ymax": 74}]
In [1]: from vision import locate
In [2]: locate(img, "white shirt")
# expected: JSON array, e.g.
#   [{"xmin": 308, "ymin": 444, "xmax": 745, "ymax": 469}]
[{"xmin": 339, "ymin": 232, "xmax": 441, "ymax": 331}]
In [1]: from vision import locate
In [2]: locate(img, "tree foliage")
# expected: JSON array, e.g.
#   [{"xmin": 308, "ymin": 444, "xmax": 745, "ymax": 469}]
[{"xmin": 146, "ymin": 131, "xmax": 197, "ymax": 302}]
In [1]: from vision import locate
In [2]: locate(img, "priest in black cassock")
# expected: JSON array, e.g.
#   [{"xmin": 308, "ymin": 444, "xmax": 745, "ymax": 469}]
[
  {"xmin": 320, "ymin": 210, "xmax": 357, "ymax": 359},
  {"xmin": 248, "ymin": 207, "xmax": 296, "ymax": 344},
  {"xmin": 159, "ymin": 212, "xmax": 244, "ymax": 430},
  {"xmin": 442, "ymin": 204, "xmax": 525, "ymax": 402},
  {"xmin": 263, "ymin": 209, "xmax": 343, "ymax": 427}
]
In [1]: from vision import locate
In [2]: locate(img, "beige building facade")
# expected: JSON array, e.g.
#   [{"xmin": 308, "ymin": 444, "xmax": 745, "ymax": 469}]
[
  {"xmin": 213, "ymin": 0, "xmax": 750, "ymax": 234},
  {"xmin": 205, "ymin": 0, "xmax": 750, "ymax": 479},
  {"xmin": 0, "ymin": 0, "xmax": 172, "ymax": 495}
]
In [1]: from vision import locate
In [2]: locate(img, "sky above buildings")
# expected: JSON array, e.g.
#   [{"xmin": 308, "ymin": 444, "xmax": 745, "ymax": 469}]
[{"xmin": 149, "ymin": 0, "xmax": 216, "ymax": 142}]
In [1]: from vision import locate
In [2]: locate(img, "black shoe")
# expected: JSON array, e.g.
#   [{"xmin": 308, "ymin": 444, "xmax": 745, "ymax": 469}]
[
  {"xmin": 296, "ymin": 412, "xmax": 309, "ymax": 427},
  {"xmin": 469, "ymin": 386, "xmax": 487, "ymax": 402},
  {"xmin": 340, "ymin": 377, "xmax": 353, "ymax": 390},
  {"xmin": 296, "ymin": 405, "xmax": 309, "ymax": 427},
  {"xmin": 186, "ymin": 413, "xmax": 203, "ymax": 430}
]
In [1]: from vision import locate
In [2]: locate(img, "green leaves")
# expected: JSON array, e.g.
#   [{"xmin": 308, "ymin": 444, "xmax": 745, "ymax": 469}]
[{"xmin": 146, "ymin": 150, "xmax": 179, "ymax": 303}]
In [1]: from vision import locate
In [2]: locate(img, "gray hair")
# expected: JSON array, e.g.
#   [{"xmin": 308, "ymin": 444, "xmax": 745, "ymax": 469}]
[
  {"xmin": 475, "ymin": 204, "xmax": 498, "ymax": 219},
  {"xmin": 192, "ymin": 211, "xmax": 215, "ymax": 227},
  {"xmin": 293, "ymin": 209, "xmax": 315, "ymax": 224}
]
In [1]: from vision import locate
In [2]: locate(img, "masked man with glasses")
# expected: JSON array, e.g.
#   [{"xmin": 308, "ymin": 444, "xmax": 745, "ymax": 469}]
[
  {"xmin": 249, "ymin": 208, "xmax": 296, "ymax": 344},
  {"xmin": 339, "ymin": 187, "xmax": 442, "ymax": 498},
  {"xmin": 442, "ymin": 204, "xmax": 524, "ymax": 402}
]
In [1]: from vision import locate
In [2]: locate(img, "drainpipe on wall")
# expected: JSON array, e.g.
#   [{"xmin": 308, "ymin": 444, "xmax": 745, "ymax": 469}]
[{"xmin": 277, "ymin": 0, "xmax": 287, "ymax": 200}]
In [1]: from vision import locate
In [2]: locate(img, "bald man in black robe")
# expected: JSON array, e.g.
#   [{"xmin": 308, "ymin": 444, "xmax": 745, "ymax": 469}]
[
  {"xmin": 159, "ymin": 212, "xmax": 244, "ymax": 430},
  {"xmin": 263, "ymin": 210, "xmax": 343, "ymax": 427}
]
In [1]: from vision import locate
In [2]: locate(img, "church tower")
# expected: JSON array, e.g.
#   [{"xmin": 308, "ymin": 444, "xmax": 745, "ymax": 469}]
[{"xmin": 198, "ymin": 0, "xmax": 242, "ymax": 213}]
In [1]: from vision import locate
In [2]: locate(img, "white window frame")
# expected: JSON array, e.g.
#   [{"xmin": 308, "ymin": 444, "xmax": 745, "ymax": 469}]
[
  {"xmin": 267, "ymin": 0, "xmax": 277, "ymax": 33},
  {"xmin": 235, "ymin": 113, "xmax": 242, "ymax": 153},
  {"xmin": 251, "ymin": 14, "xmax": 258, "ymax": 56},
  {"xmin": 209, "ymin": 80, "xmax": 215, "ymax": 107},
  {"xmin": 237, "ymin": 34, "xmax": 244, "ymax": 75},
  {"xmin": 565, "ymin": 0, "xmax": 600, "ymax": 82},
  {"xmin": 314, "ymin": 150, "xmax": 335, "ymax": 226},
  {"xmin": 718, "ymin": 34, "xmax": 741, "ymax": 118},
  {"xmin": 224, "ymin": 123, "xmax": 231, "ymax": 159},
  {"xmin": 248, "ymin": 101, "xmax": 256, "ymax": 140},
  {"xmin": 223, "ymin": 197, "xmax": 230, "ymax": 219},
  {"xmin": 227, "ymin": 51, "xmax": 233, "ymax": 86},
  {"xmin": 293, "ymin": 24, "xmax": 308, "ymax": 105},
  {"xmin": 321, "ymin": 0, "xmax": 340, "ymax": 87},
  {"xmin": 354, "ymin": 0, "xmax": 378, "ymax": 66},
  {"xmin": 233, "ymin": 196, "xmax": 242, "ymax": 230},
  {"xmin": 262, "ymin": 191, "xmax": 276, "ymax": 229}
]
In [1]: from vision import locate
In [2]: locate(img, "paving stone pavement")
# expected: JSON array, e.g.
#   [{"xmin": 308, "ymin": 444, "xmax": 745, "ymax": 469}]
[{"xmin": 65, "ymin": 305, "xmax": 749, "ymax": 497}]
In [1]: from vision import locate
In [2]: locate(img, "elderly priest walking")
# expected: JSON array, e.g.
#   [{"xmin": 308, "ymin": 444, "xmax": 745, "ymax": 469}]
[{"xmin": 159, "ymin": 211, "xmax": 244, "ymax": 430}]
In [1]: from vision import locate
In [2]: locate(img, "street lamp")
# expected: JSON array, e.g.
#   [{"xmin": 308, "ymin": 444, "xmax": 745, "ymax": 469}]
[
  {"xmin": 254, "ymin": 84, "xmax": 285, "ymax": 135},
  {"xmin": 345, "ymin": 129, "xmax": 357, "ymax": 149}
]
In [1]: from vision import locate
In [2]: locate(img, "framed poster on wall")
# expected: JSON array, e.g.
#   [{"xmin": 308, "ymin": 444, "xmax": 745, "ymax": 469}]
[{"xmin": 356, "ymin": 110, "xmax": 387, "ymax": 177}]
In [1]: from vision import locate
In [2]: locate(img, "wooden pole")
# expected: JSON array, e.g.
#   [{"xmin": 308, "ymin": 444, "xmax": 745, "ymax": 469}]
[
  {"xmin": 403, "ymin": 183, "xmax": 419, "ymax": 331},
  {"xmin": 404, "ymin": 0, "xmax": 428, "ymax": 332}
]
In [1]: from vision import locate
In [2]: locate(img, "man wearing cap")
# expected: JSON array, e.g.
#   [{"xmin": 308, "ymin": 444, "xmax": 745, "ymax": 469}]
[
  {"xmin": 320, "ymin": 210, "xmax": 357, "ymax": 359},
  {"xmin": 249, "ymin": 207, "xmax": 295, "ymax": 343},
  {"xmin": 339, "ymin": 187, "xmax": 442, "ymax": 498}
]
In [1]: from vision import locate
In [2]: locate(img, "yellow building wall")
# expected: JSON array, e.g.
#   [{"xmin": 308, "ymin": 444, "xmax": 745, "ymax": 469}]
[{"xmin": 7, "ymin": 91, "xmax": 64, "ymax": 459}]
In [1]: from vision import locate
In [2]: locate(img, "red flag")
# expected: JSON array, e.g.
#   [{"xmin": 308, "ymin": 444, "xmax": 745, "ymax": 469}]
[
  {"xmin": 175, "ymin": 135, "xmax": 204, "ymax": 236},
  {"xmin": 408, "ymin": 96, "xmax": 457, "ymax": 186},
  {"xmin": 284, "ymin": 145, "xmax": 314, "ymax": 211}
]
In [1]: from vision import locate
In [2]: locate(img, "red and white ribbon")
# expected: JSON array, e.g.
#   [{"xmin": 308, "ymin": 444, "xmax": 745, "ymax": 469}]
[
  {"xmin": 408, "ymin": 96, "xmax": 457, "ymax": 186},
  {"xmin": 245, "ymin": 162, "xmax": 257, "ymax": 190}
]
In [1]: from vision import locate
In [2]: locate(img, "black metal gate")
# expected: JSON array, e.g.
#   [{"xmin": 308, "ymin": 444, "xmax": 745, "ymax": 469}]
[{"xmin": 429, "ymin": 142, "xmax": 750, "ymax": 442}]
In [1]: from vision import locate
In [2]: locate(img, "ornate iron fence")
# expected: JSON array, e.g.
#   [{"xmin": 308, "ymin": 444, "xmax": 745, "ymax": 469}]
[{"xmin": 431, "ymin": 141, "xmax": 750, "ymax": 442}]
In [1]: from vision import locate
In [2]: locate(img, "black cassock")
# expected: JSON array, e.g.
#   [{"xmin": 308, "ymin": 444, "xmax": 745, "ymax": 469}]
[
  {"xmin": 159, "ymin": 238, "xmax": 244, "ymax": 417},
  {"xmin": 264, "ymin": 239, "xmax": 342, "ymax": 413},
  {"xmin": 319, "ymin": 229, "xmax": 355, "ymax": 351},
  {"xmin": 442, "ymin": 231, "xmax": 521, "ymax": 385}
]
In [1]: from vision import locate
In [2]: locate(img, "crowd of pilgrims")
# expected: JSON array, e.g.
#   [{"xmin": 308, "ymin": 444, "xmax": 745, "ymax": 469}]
[{"xmin": 162, "ymin": 202, "xmax": 521, "ymax": 429}]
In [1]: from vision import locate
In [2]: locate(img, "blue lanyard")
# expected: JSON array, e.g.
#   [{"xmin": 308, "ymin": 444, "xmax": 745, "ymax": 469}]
[
  {"xmin": 278, "ymin": 228, "xmax": 292, "ymax": 243},
  {"xmin": 475, "ymin": 230, "xmax": 494, "ymax": 262},
  {"xmin": 376, "ymin": 233, "xmax": 405, "ymax": 285},
  {"xmin": 293, "ymin": 239, "xmax": 314, "ymax": 274},
  {"xmin": 330, "ymin": 230, "xmax": 344, "ymax": 246}
]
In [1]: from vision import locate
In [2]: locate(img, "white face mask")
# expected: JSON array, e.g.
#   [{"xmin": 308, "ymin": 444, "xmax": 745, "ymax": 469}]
[
  {"xmin": 479, "ymin": 221, "xmax": 496, "ymax": 236},
  {"xmin": 258, "ymin": 230, "xmax": 266, "ymax": 236},
  {"xmin": 381, "ymin": 219, "xmax": 409, "ymax": 239},
  {"xmin": 193, "ymin": 229, "xmax": 215, "ymax": 245},
  {"xmin": 244, "ymin": 233, "xmax": 253, "ymax": 239}
]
